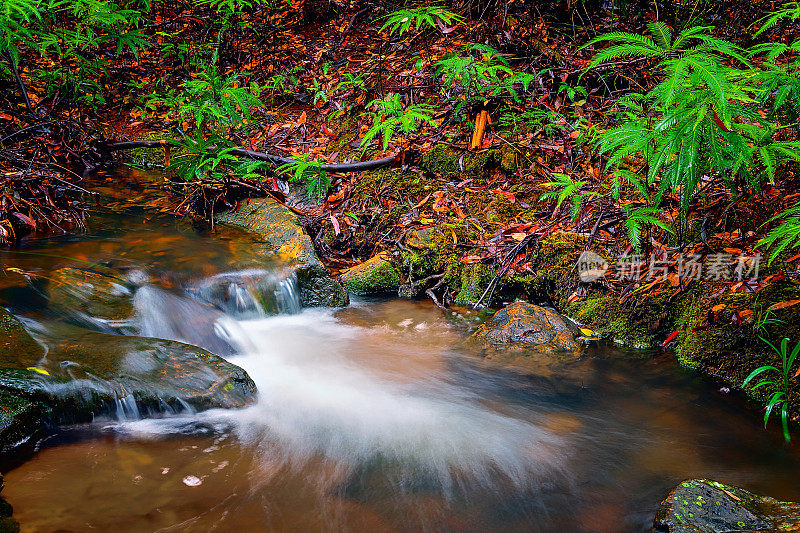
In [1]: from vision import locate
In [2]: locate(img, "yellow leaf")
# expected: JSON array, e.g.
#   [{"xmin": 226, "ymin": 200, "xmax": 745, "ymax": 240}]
[
  {"xmin": 579, "ymin": 328, "xmax": 594, "ymax": 336},
  {"xmin": 27, "ymin": 367, "xmax": 50, "ymax": 376}
]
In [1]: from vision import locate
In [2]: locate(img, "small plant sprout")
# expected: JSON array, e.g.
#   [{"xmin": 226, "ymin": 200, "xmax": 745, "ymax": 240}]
[{"xmin": 743, "ymin": 337, "xmax": 800, "ymax": 442}]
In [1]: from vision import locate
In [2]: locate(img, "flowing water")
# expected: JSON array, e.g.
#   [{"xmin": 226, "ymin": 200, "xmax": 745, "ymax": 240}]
[{"xmin": 3, "ymin": 176, "xmax": 800, "ymax": 532}]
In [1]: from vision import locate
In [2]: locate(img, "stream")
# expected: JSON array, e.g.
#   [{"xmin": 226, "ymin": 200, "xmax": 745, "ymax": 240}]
[{"xmin": 2, "ymin": 171, "xmax": 800, "ymax": 532}]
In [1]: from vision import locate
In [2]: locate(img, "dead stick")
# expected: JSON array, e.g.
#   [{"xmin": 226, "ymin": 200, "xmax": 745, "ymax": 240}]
[
  {"xmin": 8, "ymin": 53, "xmax": 32, "ymax": 115},
  {"xmin": 100, "ymin": 139, "xmax": 399, "ymax": 173}
]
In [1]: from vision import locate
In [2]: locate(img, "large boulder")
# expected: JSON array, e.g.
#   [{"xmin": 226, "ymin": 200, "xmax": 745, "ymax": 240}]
[
  {"xmin": 341, "ymin": 252, "xmax": 400, "ymax": 296},
  {"xmin": 654, "ymin": 479, "xmax": 800, "ymax": 532},
  {"xmin": 470, "ymin": 302, "xmax": 582, "ymax": 353},
  {"xmin": 216, "ymin": 198, "xmax": 348, "ymax": 307},
  {"xmin": 0, "ymin": 309, "xmax": 256, "ymax": 427}
]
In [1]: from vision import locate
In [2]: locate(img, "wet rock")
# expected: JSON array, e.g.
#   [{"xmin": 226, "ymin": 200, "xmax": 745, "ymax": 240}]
[
  {"xmin": 0, "ymin": 310, "xmax": 256, "ymax": 425},
  {"xmin": 470, "ymin": 302, "xmax": 582, "ymax": 354},
  {"xmin": 653, "ymin": 479, "xmax": 800, "ymax": 532},
  {"xmin": 48, "ymin": 267, "xmax": 135, "ymax": 324},
  {"xmin": 464, "ymin": 302, "xmax": 584, "ymax": 376},
  {"xmin": 0, "ymin": 489, "xmax": 18, "ymax": 533},
  {"xmin": 341, "ymin": 252, "xmax": 400, "ymax": 296},
  {"xmin": 0, "ymin": 390, "xmax": 46, "ymax": 456},
  {"xmin": 216, "ymin": 198, "xmax": 348, "ymax": 308}
]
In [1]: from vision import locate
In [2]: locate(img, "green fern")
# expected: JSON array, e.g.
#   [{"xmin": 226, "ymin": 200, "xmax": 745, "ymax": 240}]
[
  {"xmin": 621, "ymin": 205, "xmax": 675, "ymax": 251},
  {"xmin": 380, "ymin": 5, "xmax": 461, "ymax": 36},
  {"xmin": 540, "ymin": 173, "xmax": 597, "ymax": 220},
  {"xmin": 584, "ymin": 22, "xmax": 748, "ymax": 68},
  {"xmin": 360, "ymin": 94, "xmax": 435, "ymax": 151},
  {"xmin": 276, "ymin": 155, "xmax": 330, "ymax": 198},
  {"xmin": 753, "ymin": 1, "xmax": 800, "ymax": 37},
  {"xmin": 759, "ymin": 202, "xmax": 800, "ymax": 265},
  {"xmin": 587, "ymin": 22, "xmax": 797, "ymax": 219}
]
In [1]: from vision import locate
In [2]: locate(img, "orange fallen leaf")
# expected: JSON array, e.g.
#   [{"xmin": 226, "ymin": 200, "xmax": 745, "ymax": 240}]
[{"xmin": 768, "ymin": 300, "xmax": 800, "ymax": 311}]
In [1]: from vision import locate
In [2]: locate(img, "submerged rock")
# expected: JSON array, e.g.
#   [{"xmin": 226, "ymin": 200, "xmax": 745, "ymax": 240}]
[
  {"xmin": 341, "ymin": 252, "xmax": 400, "ymax": 296},
  {"xmin": 47, "ymin": 267, "xmax": 135, "ymax": 330},
  {"xmin": 654, "ymin": 479, "xmax": 800, "ymax": 532},
  {"xmin": 0, "ymin": 309, "xmax": 256, "ymax": 427},
  {"xmin": 216, "ymin": 198, "xmax": 348, "ymax": 308},
  {"xmin": 470, "ymin": 302, "xmax": 582, "ymax": 353}
]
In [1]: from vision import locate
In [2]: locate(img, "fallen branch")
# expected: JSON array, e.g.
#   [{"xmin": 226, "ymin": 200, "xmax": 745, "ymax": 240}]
[{"xmin": 99, "ymin": 139, "xmax": 399, "ymax": 173}]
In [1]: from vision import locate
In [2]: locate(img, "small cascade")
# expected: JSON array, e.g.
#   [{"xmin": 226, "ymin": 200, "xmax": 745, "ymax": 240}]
[
  {"xmin": 133, "ymin": 285, "xmax": 241, "ymax": 355},
  {"xmin": 191, "ymin": 269, "xmax": 302, "ymax": 319},
  {"xmin": 275, "ymin": 273, "xmax": 301, "ymax": 315},
  {"xmin": 114, "ymin": 394, "xmax": 141, "ymax": 421},
  {"xmin": 176, "ymin": 398, "xmax": 196, "ymax": 415}
]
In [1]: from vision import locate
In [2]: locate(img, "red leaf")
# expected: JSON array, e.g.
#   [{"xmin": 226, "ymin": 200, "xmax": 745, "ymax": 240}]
[
  {"xmin": 490, "ymin": 189, "xmax": 515, "ymax": 203},
  {"xmin": 662, "ymin": 330, "xmax": 681, "ymax": 348}
]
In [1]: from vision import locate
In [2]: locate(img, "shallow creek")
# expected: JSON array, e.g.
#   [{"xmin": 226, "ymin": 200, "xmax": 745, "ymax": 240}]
[{"xmin": 2, "ymin": 184, "xmax": 800, "ymax": 532}]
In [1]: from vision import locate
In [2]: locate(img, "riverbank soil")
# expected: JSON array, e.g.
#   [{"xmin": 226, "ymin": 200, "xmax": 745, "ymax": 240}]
[{"xmin": 3, "ymin": 0, "xmax": 800, "ymax": 495}]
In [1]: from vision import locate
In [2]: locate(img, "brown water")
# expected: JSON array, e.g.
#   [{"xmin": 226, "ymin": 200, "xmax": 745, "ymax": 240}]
[{"xmin": 3, "ymin": 179, "xmax": 800, "ymax": 532}]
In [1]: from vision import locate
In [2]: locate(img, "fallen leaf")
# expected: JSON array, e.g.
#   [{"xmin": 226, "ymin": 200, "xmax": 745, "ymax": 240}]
[
  {"xmin": 662, "ymin": 330, "xmax": 681, "ymax": 348},
  {"xmin": 768, "ymin": 300, "xmax": 800, "ymax": 311}
]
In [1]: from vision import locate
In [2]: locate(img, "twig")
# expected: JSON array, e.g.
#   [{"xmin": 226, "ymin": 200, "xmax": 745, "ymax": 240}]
[{"xmin": 8, "ymin": 53, "xmax": 33, "ymax": 115}]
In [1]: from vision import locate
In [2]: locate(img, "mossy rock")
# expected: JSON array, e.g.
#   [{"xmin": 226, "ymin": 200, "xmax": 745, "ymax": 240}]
[
  {"xmin": 453, "ymin": 263, "xmax": 494, "ymax": 306},
  {"xmin": 564, "ymin": 290, "xmax": 672, "ymax": 349},
  {"xmin": 465, "ymin": 302, "xmax": 584, "ymax": 376},
  {"xmin": 671, "ymin": 280, "xmax": 800, "ymax": 396},
  {"xmin": 470, "ymin": 302, "xmax": 582, "ymax": 353},
  {"xmin": 341, "ymin": 252, "xmax": 400, "ymax": 296},
  {"xmin": 499, "ymin": 143, "xmax": 518, "ymax": 173},
  {"xmin": 216, "ymin": 198, "xmax": 348, "ymax": 307},
  {"xmin": 654, "ymin": 479, "xmax": 800, "ymax": 532}
]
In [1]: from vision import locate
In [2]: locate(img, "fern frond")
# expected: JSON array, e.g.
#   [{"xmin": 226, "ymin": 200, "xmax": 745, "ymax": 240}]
[{"xmin": 647, "ymin": 21, "xmax": 672, "ymax": 51}]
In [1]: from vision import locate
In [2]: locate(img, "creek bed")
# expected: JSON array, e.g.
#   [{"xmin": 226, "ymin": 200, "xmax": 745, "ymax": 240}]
[{"xmin": 1, "ymin": 174, "xmax": 800, "ymax": 532}]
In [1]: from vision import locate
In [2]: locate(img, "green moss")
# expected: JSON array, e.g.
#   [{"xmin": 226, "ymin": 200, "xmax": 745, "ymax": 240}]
[
  {"xmin": 499, "ymin": 144, "xmax": 517, "ymax": 173},
  {"xmin": 353, "ymin": 168, "xmax": 436, "ymax": 203},
  {"xmin": 126, "ymin": 131, "xmax": 186, "ymax": 168},
  {"xmin": 420, "ymin": 145, "xmax": 499, "ymax": 184},
  {"xmin": 454, "ymin": 263, "xmax": 494, "ymax": 305},
  {"xmin": 565, "ymin": 293, "xmax": 664, "ymax": 348},
  {"xmin": 341, "ymin": 253, "xmax": 401, "ymax": 296},
  {"xmin": 328, "ymin": 112, "xmax": 361, "ymax": 158}
]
